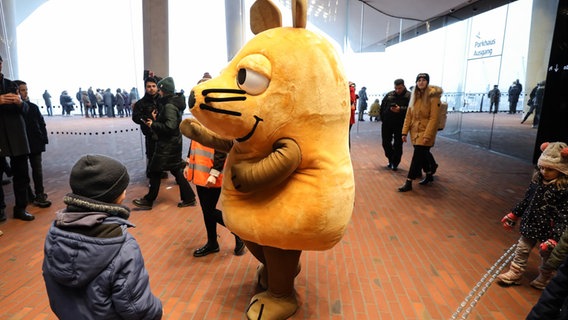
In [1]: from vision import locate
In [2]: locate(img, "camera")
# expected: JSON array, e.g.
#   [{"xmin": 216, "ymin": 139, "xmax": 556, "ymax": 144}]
[{"xmin": 6, "ymin": 81, "xmax": 18, "ymax": 94}]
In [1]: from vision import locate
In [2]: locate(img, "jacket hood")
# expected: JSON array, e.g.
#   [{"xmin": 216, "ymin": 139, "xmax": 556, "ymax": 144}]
[
  {"xmin": 43, "ymin": 216, "xmax": 132, "ymax": 288},
  {"xmin": 172, "ymin": 92, "xmax": 187, "ymax": 113},
  {"xmin": 428, "ymin": 85, "xmax": 443, "ymax": 98}
]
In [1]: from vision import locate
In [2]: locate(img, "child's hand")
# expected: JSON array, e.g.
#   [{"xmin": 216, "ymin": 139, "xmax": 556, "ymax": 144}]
[{"xmin": 501, "ymin": 212, "xmax": 518, "ymax": 231}]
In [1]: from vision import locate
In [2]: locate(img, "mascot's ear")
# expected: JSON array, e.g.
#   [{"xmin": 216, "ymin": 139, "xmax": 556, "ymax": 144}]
[
  {"xmin": 292, "ymin": 0, "xmax": 307, "ymax": 29},
  {"xmin": 250, "ymin": 0, "xmax": 282, "ymax": 35}
]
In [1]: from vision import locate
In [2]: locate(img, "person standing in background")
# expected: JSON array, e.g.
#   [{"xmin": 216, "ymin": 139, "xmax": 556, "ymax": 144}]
[
  {"xmin": 75, "ymin": 88, "xmax": 83, "ymax": 116},
  {"xmin": 87, "ymin": 87, "xmax": 97, "ymax": 118},
  {"xmin": 15, "ymin": 80, "xmax": 51, "ymax": 208},
  {"xmin": 532, "ymin": 81, "xmax": 545, "ymax": 129},
  {"xmin": 508, "ymin": 79, "xmax": 522, "ymax": 114},
  {"xmin": 488, "ymin": 85, "xmax": 500, "ymax": 114},
  {"xmin": 42, "ymin": 89, "xmax": 52, "ymax": 116},
  {"xmin": 357, "ymin": 86, "xmax": 368, "ymax": 121},
  {"xmin": 348, "ymin": 82, "xmax": 357, "ymax": 149}
]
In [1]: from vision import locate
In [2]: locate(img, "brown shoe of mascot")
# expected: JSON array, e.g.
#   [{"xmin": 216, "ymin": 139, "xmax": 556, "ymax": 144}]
[{"xmin": 180, "ymin": 0, "xmax": 355, "ymax": 318}]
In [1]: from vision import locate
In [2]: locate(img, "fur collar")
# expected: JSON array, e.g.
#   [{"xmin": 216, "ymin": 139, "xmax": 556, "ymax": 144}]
[{"xmin": 64, "ymin": 193, "xmax": 130, "ymax": 219}]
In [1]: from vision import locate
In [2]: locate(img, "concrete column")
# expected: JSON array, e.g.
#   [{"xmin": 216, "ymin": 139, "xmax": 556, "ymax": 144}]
[
  {"xmin": 0, "ymin": 0, "xmax": 19, "ymax": 79},
  {"xmin": 523, "ymin": 0, "xmax": 558, "ymax": 108},
  {"xmin": 142, "ymin": 0, "xmax": 168, "ymax": 77},
  {"xmin": 534, "ymin": 0, "xmax": 568, "ymax": 162},
  {"xmin": 225, "ymin": 0, "xmax": 245, "ymax": 61}
]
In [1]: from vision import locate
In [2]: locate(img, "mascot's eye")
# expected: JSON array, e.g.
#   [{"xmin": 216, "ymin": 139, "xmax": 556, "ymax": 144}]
[{"xmin": 237, "ymin": 68, "xmax": 269, "ymax": 95}]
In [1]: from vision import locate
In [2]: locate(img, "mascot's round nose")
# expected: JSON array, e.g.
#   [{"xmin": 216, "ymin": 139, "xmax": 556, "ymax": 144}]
[{"xmin": 187, "ymin": 90, "xmax": 196, "ymax": 109}]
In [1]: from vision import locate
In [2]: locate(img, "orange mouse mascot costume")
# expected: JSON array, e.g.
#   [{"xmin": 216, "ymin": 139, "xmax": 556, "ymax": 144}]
[{"xmin": 180, "ymin": 0, "xmax": 354, "ymax": 318}]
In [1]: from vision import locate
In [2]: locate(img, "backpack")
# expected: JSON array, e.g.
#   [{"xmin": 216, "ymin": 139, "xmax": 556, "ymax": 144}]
[{"xmin": 438, "ymin": 101, "xmax": 448, "ymax": 131}]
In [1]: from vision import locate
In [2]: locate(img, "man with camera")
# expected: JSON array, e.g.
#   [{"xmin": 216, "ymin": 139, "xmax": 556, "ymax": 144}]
[
  {"xmin": 380, "ymin": 78, "xmax": 411, "ymax": 171},
  {"xmin": 132, "ymin": 75, "xmax": 161, "ymax": 178},
  {"xmin": 0, "ymin": 55, "xmax": 34, "ymax": 221}
]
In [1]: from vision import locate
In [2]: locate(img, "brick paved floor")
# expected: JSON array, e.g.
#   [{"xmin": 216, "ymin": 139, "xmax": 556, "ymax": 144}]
[{"xmin": 0, "ymin": 115, "xmax": 545, "ymax": 319}]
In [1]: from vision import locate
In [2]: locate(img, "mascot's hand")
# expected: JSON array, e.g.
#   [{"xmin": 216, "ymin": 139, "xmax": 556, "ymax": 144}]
[
  {"xmin": 180, "ymin": 118, "xmax": 233, "ymax": 153},
  {"xmin": 231, "ymin": 138, "xmax": 301, "ymax": 193}
]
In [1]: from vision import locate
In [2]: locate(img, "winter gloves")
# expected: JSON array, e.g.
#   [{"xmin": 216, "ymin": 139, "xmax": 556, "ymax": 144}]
[{"xmin": 501, "ymin": 212, "xmax": 518, "ymax": 231}]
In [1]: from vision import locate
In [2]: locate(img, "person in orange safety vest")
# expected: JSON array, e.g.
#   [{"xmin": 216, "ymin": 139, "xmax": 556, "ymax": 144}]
[{"xmin": 184, "ymin": 140, "xmax": 245, "ymax": 257}]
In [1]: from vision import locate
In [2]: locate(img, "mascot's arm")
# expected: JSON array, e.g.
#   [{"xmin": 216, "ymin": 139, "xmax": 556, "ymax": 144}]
[
  {"xmin": 180, "ymin": 118, "xmax": 233, "ymax": 153},
  {"xmin": 231, "ymin": 138, "xmax": 301, "ymax": 193}
]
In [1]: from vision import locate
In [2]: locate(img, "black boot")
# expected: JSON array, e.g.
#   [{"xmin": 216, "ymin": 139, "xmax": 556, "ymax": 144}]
[
  {"xmin": 398, "ymin": 180, "xmax": 412, "ymax": 192},
  {"xmin": 419, "ymin": 174, "xmax": 434, "ymax": 185},
  {"xmin": 193, "ymin": 243, "xmax": 220, "ymax": 257},
  {"xmin": 234, "ymin": 235, "xmax": 246, "ymax": 256},
  {"xmin": 13, "ymin": 207, "xmax": 35, "ymax": 221}
]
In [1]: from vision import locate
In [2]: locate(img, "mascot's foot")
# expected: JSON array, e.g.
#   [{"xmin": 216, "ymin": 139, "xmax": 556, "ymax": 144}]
[
  {"xmin": 246, "ymin": 291, "xmax": 298, "ymax": 320},
  {"xmin": 256, "ymin": 263, "xmax": 302, "ymax": 290}
]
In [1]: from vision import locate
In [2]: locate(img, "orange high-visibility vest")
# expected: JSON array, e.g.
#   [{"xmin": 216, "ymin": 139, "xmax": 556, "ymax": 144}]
[{"xmin": 184, "ymin": 142, "xmax": 223, "ymax": 188}]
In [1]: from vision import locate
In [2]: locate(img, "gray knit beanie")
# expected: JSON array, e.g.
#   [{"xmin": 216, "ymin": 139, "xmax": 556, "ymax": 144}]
[
  {"xmin": 70, "ymin": 155, "xmax": 130, "ymax": 203},
  {"xmin": 158, "ymin": 77, "xmax": 175, "ymax": 94}
]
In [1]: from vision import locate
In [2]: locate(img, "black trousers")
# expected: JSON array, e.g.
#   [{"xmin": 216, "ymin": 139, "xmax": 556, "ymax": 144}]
[
  {"xmin": 144, "ymin": 167, "xmax": 195, "ymax": 203},
  {"xmin": 196, "ymin": 185, "xmax": 225, "ymax": 245},
  {"xmin": 407, "ymin": 145, "xmax": 432, "ymax": 180},
  {"xmin": 489, "ymin": 101, "xmax": 499, "ymax": 113},
  {"xmin": 97, "ymin": 103, "xmax": 104, "ymax": 117},
  {"xmin": 28, "ymin": 152, "xmax": 45, "ymax": 196},
  {"xmin": 509, "ymin": 99, "xmax": 519, "ymax": 113},
  {"xmin": 381, "ymin": 122, "xmax": 403, "ymax": 167},
  {"xmin": 0, "ymin": 155, "xmax": 30, "ymax": 211}
]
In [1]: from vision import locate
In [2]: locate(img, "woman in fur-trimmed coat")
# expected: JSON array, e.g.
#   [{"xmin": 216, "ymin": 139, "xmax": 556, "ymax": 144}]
[{"xmin": 398, "ymin": 73, "xmax": 443, "ymax": 192}]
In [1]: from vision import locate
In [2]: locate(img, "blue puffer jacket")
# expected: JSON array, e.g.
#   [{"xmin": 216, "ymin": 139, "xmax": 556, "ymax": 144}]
[{"xmin": 42, "ymin": 194, "xmax": 162, "ymax": 320}]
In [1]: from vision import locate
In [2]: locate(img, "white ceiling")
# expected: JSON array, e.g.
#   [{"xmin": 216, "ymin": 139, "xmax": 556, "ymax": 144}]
[
  {"xmin": 362, "ymin": 0, "xmax": 479, "ymax": 21},
  {"xmin": 298, "ymin": 0, "xmax": 515, "ymax": 51}
]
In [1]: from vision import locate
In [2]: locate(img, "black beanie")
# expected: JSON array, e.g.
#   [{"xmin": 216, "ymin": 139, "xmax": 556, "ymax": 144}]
[
  {"xmin": 158, "ymin": 77, "xmax": 175, "ymax": 94},
  {"xmin": 70, "ymin": 155, "xmax": 130, "ymax": 203},
  {"xmin": 416, "ymin": 73, "xmax": 430, "ymax": 83}
]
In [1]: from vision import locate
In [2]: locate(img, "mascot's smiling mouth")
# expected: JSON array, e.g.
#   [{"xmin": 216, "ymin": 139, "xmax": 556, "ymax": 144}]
[
  {"xmin": 236, "ymin": 115, "xmax": 263, "ymax": 142},
  {"xmin": 189, "ymin": 89, "xmax": 263, "ymax": 143}
]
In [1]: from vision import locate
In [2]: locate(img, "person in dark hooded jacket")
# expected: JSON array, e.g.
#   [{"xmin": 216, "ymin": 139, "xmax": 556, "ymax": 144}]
[
  {"xmin": 526, "ymin": 256, "xmax": 568, "ymax": 319},
  {"xmin": 133, "ymin": 76, "xmax": 162, "ymax": 178},
  {"xmin": 42, "ymin": 154, "xmax": 162, "ymax": 320},
  {"xmin": 132, "ymin": 77, "xmax": 196, "ymax": 209}
]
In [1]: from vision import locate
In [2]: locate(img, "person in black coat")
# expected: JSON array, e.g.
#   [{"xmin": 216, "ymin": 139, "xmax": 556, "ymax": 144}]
[
  {"xmin": 488, "ymin": 85, "xmax": 500, "ymax": 114},
  {"xmin": 132, "ymin": 77, "xmax": 196, "ymax": 209},
  {"xmin": 508, "ymin": 79, "xmax": 522, "ymax": 114},
  {"xmin": 87, "ymin": 87, "xmax": 97, "ymax": 117},
  {"xmin": 380, "ymin": 78, "xmax": 411, "ymax": 171},
  {"xmin": 0, "ymin": 55, "xmax": 34, "ymax": 221},
  {"xmin": 42, "ymin": 89, "xmax": 52, "ymax": 116},
  {"xmin": 59, "ymin": 91, "xmax": 74, "ymax": 116},
  {"xmin": 132, "ymin": 76, "xmax": 162, "ymax": 178},
  {"xmin": 15, "ymin": 80, "xmax": 51, "ymax": 208},
  {"xmin": 526, "ymin": 255, "xmax": 568, "ymax": 319}
]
